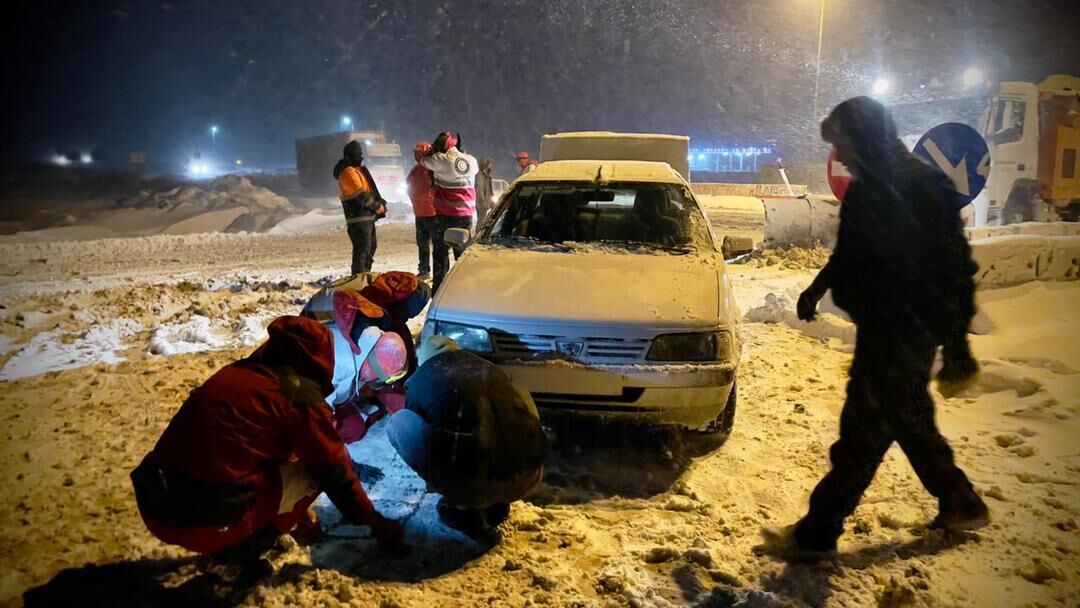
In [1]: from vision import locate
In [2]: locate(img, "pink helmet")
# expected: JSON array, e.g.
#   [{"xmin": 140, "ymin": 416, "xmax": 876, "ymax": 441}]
[{"xmin": 359, "ymin": 330, "xmax": 408, "ymax": 385}]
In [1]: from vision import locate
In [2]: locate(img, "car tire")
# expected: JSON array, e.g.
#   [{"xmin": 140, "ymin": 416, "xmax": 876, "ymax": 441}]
[{"xmin": 700, "ymin": 381, "xmax": 737, "ymax": 439}]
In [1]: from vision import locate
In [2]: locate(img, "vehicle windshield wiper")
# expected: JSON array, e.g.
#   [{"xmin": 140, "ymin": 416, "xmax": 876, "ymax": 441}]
[
  {"xmin": 594, "ymin": 239, "xmax": 696, "ymax": 255},
  {"xmin": 480, "ymin": 235, "xmax": 574, "ymax": 251}
]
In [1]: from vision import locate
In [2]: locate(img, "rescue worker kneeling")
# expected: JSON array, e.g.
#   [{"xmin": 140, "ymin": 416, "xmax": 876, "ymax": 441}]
[
  {"xmin": 130, "ymin": 316, "xmax": 403, "ymax": 580},
  {"xmin": 387, "ymin": 336, "xmax": 547, "ymax": 536}
]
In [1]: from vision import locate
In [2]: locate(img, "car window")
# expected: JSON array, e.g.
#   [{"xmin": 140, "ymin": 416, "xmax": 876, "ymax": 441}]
[{"xmin": 485, "ymin": 181, "xmax": 711, "ymax": 250}]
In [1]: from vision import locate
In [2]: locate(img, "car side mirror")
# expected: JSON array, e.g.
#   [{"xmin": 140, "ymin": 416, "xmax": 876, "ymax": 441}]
[{"xmin": 444, "ymin": 227, "xmax": 471, "ymax": 249}]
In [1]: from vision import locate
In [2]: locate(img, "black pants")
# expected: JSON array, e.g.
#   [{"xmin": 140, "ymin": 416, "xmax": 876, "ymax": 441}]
[
  {"xmin": 415, "ymin": 216, "xmax": 437, "ymax": 275},
  {"xmin": 795, "ymin": 323, "xmax": 981, "ymax": 548},
  {"xmin": 433, "ymin": 215, "xmax": 472, "ymax": 291},
  {"xmin": 347, "ymin": 221, "xmax": 377, "ymax": 275}
]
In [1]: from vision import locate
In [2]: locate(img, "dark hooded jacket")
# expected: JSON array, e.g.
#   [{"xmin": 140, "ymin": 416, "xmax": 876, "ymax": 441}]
[
  {"xmin": 389, "ymin": 341, "xmax": 547, "ymax": 507},
  {"xmin": 134, "ymin": 316, "xmax": 377, "ymax": 531},
  {"xmin": 812, "ymin": 97, "xmax": 977, "ymax": 340}
]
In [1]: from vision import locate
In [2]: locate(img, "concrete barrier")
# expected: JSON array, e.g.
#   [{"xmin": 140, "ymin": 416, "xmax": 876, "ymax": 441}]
[{"xmin": 970, "ymin": 234, "xmax": 1080, "ymax": 286}]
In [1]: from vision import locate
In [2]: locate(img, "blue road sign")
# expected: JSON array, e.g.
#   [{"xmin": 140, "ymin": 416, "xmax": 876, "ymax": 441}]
[{"xmin": 913, "ymin": 122, "xmax": 991, "ymax": 209}]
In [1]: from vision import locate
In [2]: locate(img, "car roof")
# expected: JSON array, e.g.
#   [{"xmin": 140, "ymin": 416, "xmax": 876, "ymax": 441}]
[{"xmin": 515, "ymin": 160, "xmax": 688, "ymax": 186}]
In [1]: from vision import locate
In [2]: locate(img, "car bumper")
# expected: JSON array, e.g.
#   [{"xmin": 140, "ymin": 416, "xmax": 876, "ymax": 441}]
[{"xmin": 495, "ymin": 359, "xmax": 736, "ymax": 430}]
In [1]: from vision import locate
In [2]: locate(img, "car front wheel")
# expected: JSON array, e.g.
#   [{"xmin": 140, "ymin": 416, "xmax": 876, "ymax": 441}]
[{"xmin": 699, "ymin": 380, "xmax": 737, "ymax": 439}]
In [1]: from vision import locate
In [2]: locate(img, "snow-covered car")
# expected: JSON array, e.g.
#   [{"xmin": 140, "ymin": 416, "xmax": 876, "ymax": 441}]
[{"xmin": 422, "ymin": 134, "xmax": 740, "ymax": 433}]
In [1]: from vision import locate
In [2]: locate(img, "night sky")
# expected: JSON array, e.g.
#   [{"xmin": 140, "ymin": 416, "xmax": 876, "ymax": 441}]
[{"xmin": 3, "ymin": 0, "xmax": 1079, "ymax": 171}]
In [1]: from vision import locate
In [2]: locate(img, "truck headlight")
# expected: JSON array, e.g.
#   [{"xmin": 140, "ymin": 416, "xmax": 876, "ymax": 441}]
[
  {"xmin": 647, "ymin": 331, "xmax": 732, "ymax": 362},
  {"xmin": 433, "ymin": 321, "xmax": 493, "ymax": 353}
]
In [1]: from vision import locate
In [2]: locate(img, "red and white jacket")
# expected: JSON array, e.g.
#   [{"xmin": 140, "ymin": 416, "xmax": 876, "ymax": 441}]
[{"xmin": 421, "ymin": 147, "xmax": 479, "ymax": 218}]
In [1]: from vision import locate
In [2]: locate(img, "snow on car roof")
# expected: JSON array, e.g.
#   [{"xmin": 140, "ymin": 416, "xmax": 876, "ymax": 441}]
[{"xmin": 515, "ymin": 160, "xmax": 687, "ymax": 185}]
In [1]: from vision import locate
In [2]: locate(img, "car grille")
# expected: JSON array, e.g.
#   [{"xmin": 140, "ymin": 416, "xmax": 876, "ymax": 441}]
[{"xmin": 490, "ymin": 332, "xmax": 651, "ymax": 362}]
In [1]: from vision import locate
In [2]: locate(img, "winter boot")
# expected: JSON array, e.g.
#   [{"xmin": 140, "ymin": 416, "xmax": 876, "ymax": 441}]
[
  {"xmin": 436, "ymin": 497, "xmax": 488, "ymax": 538},
  {"xmin": 759, "ymin": 525, "xmax": 837, "ymax": 563},
  {"xmin": 930, "ymin": 496, "xmax": 990, "ymax": 532}
]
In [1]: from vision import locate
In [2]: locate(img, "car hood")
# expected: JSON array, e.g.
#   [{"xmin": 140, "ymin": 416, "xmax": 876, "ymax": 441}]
[{"xmin": 434, "ymin": 245, "xmax": 722, "ymax": 331}]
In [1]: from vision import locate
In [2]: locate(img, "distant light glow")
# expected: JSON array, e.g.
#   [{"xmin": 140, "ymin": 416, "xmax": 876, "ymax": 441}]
[
  {"xmin": 341, "ymin": 116, "xmax": 353, "ymax": 129},
  {"xmin": 364, "ymin": 139, "xmax": 374, "ymax": 146},
  {"xmin": 686, "ymin": 154, "xmax": 693, "ymax": 161},
  {"xmin": 51, "ymin": 154, "xmax": 71, "ymax": 166},
  {"xmin": 210, "ymin": 125, "xmax": 219, "ymax": 135},
  {"xmin": 79, "ymin": 152, "xmax": 93, "ymax": 164},
  {"xmin": 871, "ymin": 76, "xmax": 892, "ymax": 97},
  {"xmin": 697, "ymin": 154, "xmax": 705, "ymax": 161},
  {"xmin": 962, "ymin": 67, "xmax": 985, "ymax": 87},
  {"xmin": 189, "ymin": 162, "xmax": 213, "ymax": 177},
  {"xmin": 235, "ymin": 159, "xmax": 243, "ymax": 166}
]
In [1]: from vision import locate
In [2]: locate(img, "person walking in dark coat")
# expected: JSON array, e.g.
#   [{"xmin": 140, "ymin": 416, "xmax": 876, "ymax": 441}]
[
  {"xmin": 387, "ymin": 336, "xmax": 547, "ymax": 537},
  {"xmin": 769, "ymin": 96, "xmax": 988, "ymax": 561},
  {"xmin": 334, "ymin": 140, "xmax": 388, "ymax": 275}
]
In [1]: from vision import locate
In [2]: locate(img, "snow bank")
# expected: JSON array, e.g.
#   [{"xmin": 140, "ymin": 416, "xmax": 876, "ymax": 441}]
[
  {"xmin": 971, "ymin": 235, "xmax": 1080, "ymax": 286},
  {"xmin": 743, "ymin": 292, "xmax": 855, "ymax": 347},
  {"xmin": 147, "ymin": 316, "xmax": 226, "ymax": 356},
  {"xmin": 0, "ymin": 319, "xmax": 142, "ymax": 380}
]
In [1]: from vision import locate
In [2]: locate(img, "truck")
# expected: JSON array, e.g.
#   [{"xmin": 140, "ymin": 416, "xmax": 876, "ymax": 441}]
[
  {"xmin": 979, "ymin": 75, "xmax": 1080, "ymax": 226},
  {"xmin": 294, "ymin": 130, "xmax": 406, "ymax": 201}
]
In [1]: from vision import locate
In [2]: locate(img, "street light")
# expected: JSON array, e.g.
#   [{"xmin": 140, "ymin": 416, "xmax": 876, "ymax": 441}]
[
  {"xmin": 341, "ymin": 116, "xmax": 353, "ymax": 130},
  {"xmin": 962, "ymin": 67, "xmax": 985, "ymax": 88},
  {"xmin": 811, "ymin": 0, "xmax": 826, "ymax": 120},
  {"xmin": 210, "ymin": 125, "xmax": 219, "ymax": 145},
  {"xmin": 871, "ymin": 76, "xmax": 892, "ymax": 97}
]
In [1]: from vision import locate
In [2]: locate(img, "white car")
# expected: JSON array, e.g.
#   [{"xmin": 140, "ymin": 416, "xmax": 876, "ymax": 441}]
[{"xmin": 422, "ymin": 134, "xmax": 740, "ymax": 433}]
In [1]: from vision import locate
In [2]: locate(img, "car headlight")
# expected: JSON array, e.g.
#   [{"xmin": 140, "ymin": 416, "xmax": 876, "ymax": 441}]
[
  {"xmin": 647, "ymin": 331, "xmax": 732, "ymax": 362},
  {"xmin": 433, "ymin": 321, "xmax": 493, "ymax": 353}
]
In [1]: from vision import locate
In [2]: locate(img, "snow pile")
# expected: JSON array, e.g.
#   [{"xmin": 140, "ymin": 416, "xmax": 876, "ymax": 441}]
[
  {"xmin": 147, "ymin": 316, "xmax": 226, "ymax": 356},
  {"xmin": 0, "ymin": 318, "xmax": 142, "ymax": 380},
  {"xmin": 738, "ymin": 246, "xmax": 831, "ymax": 270},
  {"xmin": 743, "ymin": 292, "xmax": 855, "ymax": 348},
  {"xmin": 130, "ymin": 175, "xmax": 291, "ymax": 212}
]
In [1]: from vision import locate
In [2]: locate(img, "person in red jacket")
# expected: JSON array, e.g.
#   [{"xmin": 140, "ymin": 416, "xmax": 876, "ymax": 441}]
[
  {"xmin": 130, "ymin": 316, "xmax": 402, "ymax": 580},
  {"xmin": 407, "ymin": 143, "xmax": 437, "ymax": 280}
]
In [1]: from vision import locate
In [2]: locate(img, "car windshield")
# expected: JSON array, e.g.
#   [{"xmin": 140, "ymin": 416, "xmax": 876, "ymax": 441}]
[{"xmin": 483, "ymin": 181, "xmax": 710, "ymax": 251}]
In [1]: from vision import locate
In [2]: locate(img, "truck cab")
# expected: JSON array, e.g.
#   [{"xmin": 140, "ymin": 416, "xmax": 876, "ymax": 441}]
[{"xmin": 980, "ymin": 75, "xmax": 1080, "ymax": 225}]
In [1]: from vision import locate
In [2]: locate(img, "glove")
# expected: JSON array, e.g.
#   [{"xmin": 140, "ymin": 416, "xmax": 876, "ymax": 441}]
[
  {"xmin": 369, "ymin": 513, "xmax": 404, "ymax": 548},
  {"xmin": 796, "ymin": 288, "xmax": 821, "ymax": 322}
]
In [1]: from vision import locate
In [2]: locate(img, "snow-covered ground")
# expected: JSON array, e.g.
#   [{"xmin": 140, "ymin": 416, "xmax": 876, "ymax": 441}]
[{"xmin": 0, "ymin": 209, "xmax": 1078, "ymax": 606}]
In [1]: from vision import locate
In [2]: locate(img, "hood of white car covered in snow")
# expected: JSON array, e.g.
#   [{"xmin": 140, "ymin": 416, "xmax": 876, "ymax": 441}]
[{"xmin": 433, "ymin": 245, "xmax": 724, "ymax": 330}]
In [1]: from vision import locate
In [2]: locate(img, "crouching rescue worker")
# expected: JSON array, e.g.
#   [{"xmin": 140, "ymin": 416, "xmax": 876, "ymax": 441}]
[
  {"xmin": 131, "ymin": 316, "xmax": 403, "ymax": 582},
  {"xmin": 301, "ymin": 271, "xmax": 432, "ymax": 439},
  {"xmin": 334, "ymin": 140, "xmax": 388, "ymax": 275},
  {"xmin": 387, "ymin": 336, "xmax": 547, "ymax": 537},
  {"xmin": 768, "ymin": 96, "xmax": 988, "ymax": 561}
]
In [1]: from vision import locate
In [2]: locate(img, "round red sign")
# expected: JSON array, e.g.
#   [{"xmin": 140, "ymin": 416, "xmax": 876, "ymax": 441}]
[{"xmin": 826, "ymin": 148, "xmax": 852, "ymax": 201}]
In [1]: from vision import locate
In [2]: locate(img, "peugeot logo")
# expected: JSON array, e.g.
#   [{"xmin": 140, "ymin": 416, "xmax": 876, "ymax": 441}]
[{"xmin": 555, "ymin": 341, "xmax": 584, "ymax": 358}]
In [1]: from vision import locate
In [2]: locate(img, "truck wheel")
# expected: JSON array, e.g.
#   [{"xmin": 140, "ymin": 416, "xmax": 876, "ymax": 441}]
[{"xmin": 1000, "ymin": 179, "xmax": 1040, "ymax": 225}]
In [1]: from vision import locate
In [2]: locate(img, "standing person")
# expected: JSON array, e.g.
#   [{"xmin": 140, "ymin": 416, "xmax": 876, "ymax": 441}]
[
  {"xmin": 387, "ymin": 336, "xmax": 547, "ymax": 538},
  {"xmin": 515, "ymin": 151, "xmax": 538, "ymax": 175},
  {"xmin": 474, "ymin": 157, "xmax": 496, "ymax": 226},
  {"xmin": 334, "ymin": 140, "xmax": 387, "ymax": 275},
  {"xmin": 769, "ymin": 96, "xmax": 987, "ymax": 560},
  {"xmin": 131, "ymin": 316, "xmax": 403, "ymax": 583},
  {"xmin": 421, "ymin": 131, "xmax": 478, "ymax": 291},
  {"xmin": 407, "ymin": 143, "xmax": 437, "ymax": 280}
]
